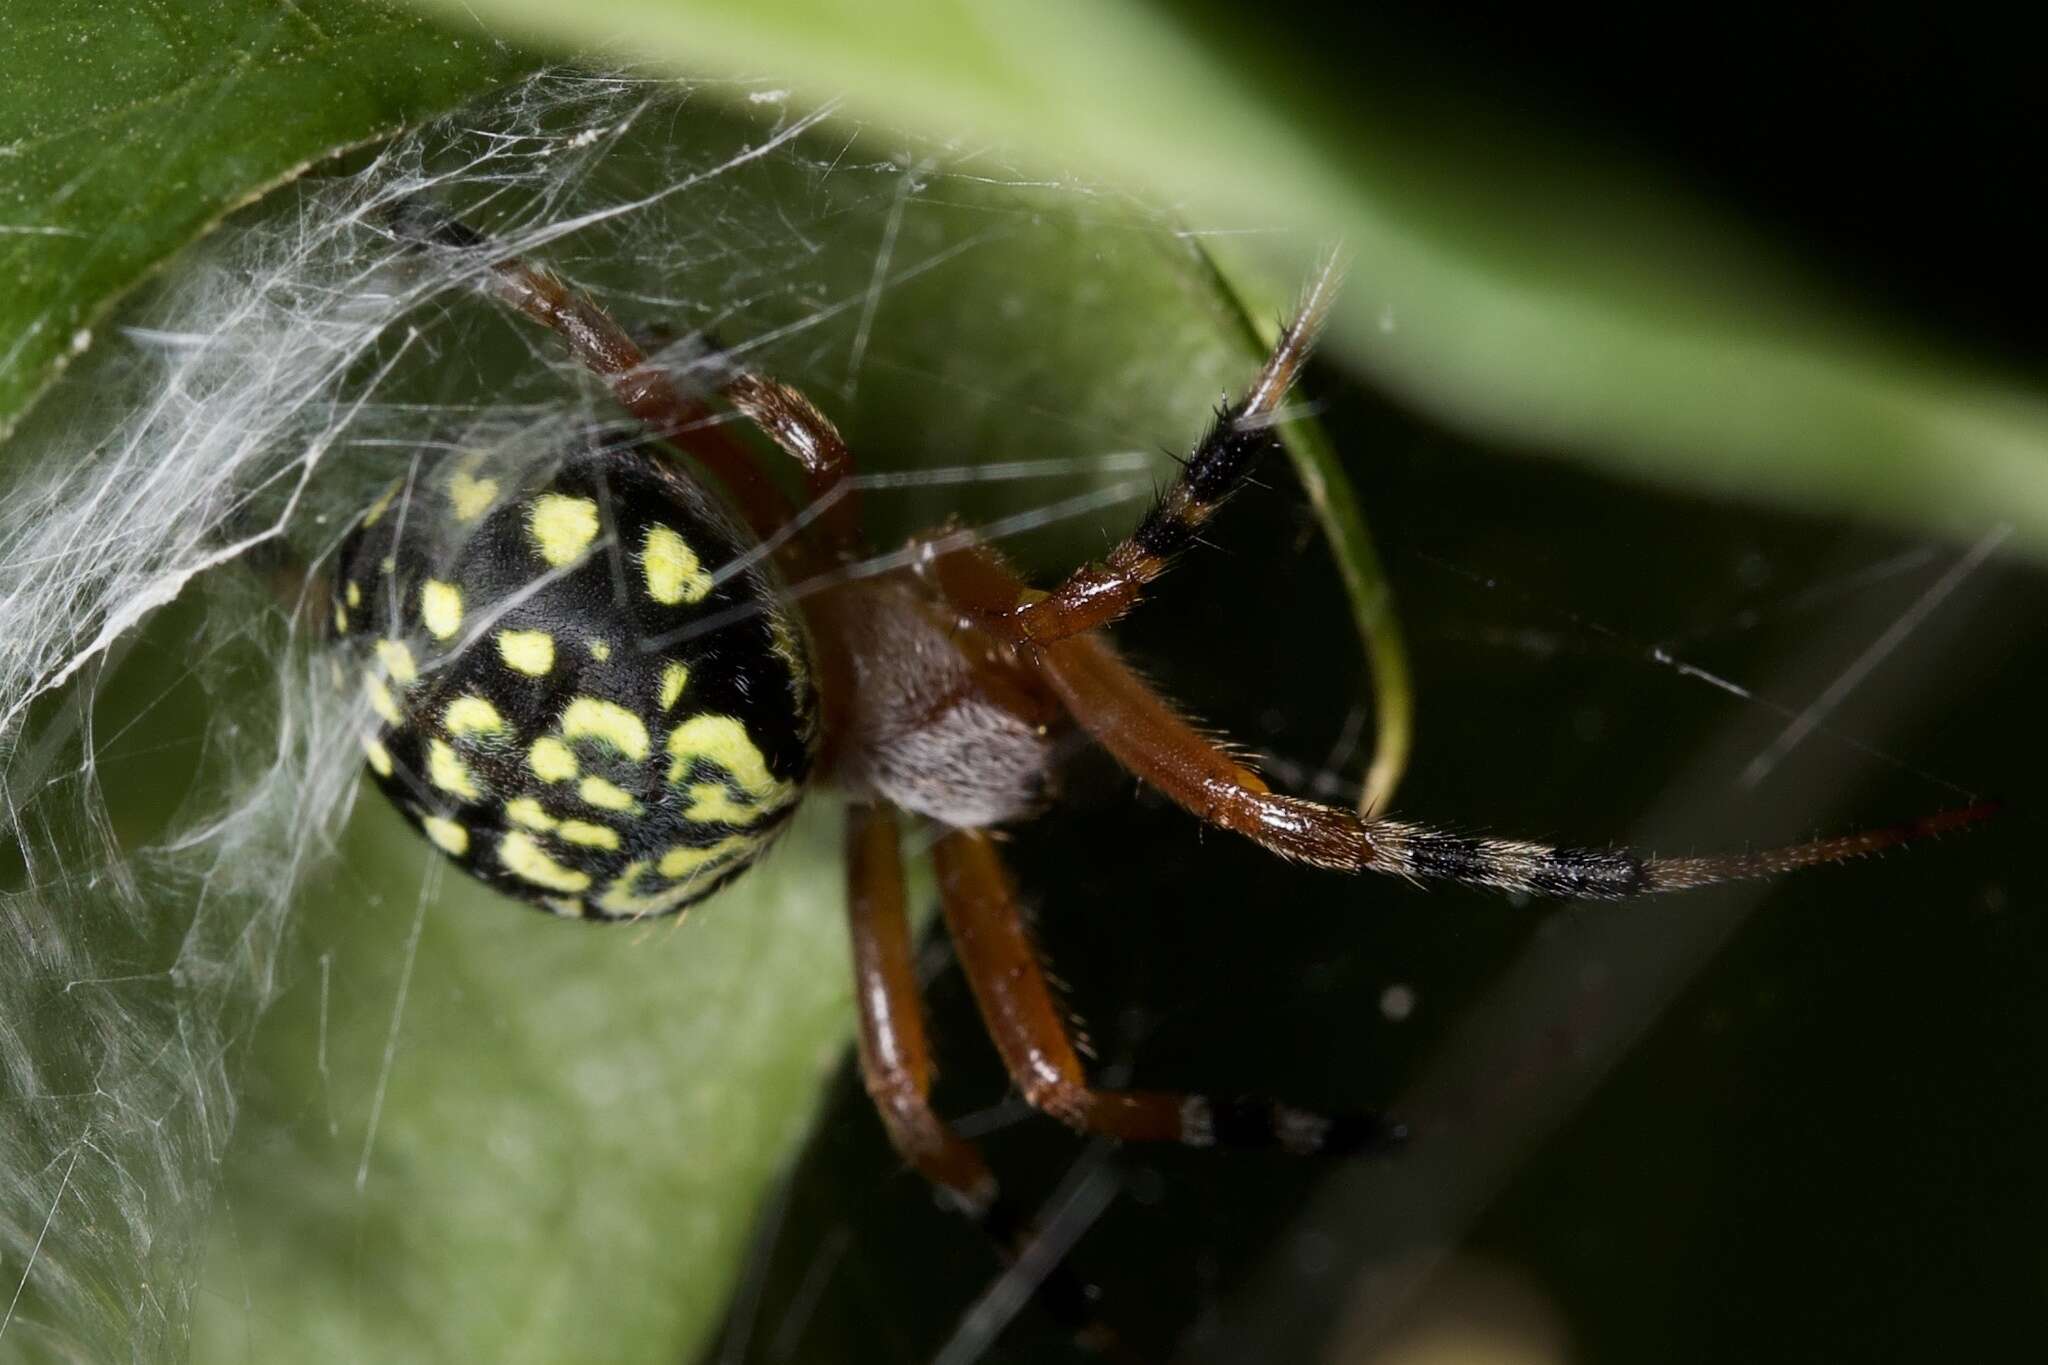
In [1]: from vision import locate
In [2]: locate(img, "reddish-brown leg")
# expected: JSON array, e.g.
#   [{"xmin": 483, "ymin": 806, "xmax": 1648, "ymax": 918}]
[
  {"xmin": 1037, "ymin": 632, "xmax": 1377, "ymax": 872},
  {"xmin": 846, "ymin": 802, "xmax": 998, "ymax": 1215},
  {"xmin": 926, "ymin": 539, "xmax": 1995, "ymax": 897},
  {"xmin": 722, "ymin": 372, "xmax": 865, "ymax": 559},
  {"xmin": 849, "ymin": 806, "xmax": 1152, "ymax": 1361},
  {"xmin": 416, "ymin": 214, "xmax": 868, "ymax": 560},
  {"xmin": 1034, "ymin": 630, "xmax": 1994, "ymax": 894},
  {"xmin": 934, "ymin": 826, "xmax": 1397, "ymax": 1154}
]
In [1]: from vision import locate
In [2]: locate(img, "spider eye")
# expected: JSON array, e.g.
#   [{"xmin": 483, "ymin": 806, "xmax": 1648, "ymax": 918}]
[{"xmin": 333, "ymin": 436, "xmax": 818, "ymax": 921}]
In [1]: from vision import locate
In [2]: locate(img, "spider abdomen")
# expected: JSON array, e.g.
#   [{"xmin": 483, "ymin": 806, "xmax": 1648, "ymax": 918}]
[{"xmin": 332, "ymin": 436, "xmax": 818, "ymax": 920}]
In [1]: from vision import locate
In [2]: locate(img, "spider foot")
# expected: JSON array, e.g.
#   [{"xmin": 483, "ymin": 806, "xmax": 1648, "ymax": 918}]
[{"xmin": 1185, "ymin": 1095, "xmax": 1407, "ymax": 1156}]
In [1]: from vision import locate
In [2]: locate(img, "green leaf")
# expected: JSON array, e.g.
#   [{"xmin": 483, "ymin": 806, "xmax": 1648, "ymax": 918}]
[
  {"xmin": 190, "ymin": 798, "xmax": 861, "ymax": 1364},
  {"xmin": 0, "ymin": 0, "xmax": 528, "ymax": 440},
  {"xmin": 402, "ymin": 0, "xmax": 2048, "ymax": 552}
]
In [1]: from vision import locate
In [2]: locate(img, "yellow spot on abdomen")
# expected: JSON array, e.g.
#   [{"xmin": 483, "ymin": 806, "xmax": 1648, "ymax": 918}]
[
  {"xmin": 768, "ymin": 609, "xmax": 810, "ymax": 699},
  {"xmin": 641, "ymin": 523, "xmax": 714, "ymax": 605},
  {"xmin": 498, "ymin": 629, "xmax": 555, "ymax": 676},
  {"xmin": 443, "ymin": 695, "xmax": 506, "ymax": 736},
  {"xmin": 594, "ymin": 861, "xmax": 658, "ymax": 917},
  {"xmin": 577, "ymin": 775, "xmax": 638, "ymax": 811},
  {"xmin": 665, "ymin": 714, "xmax": 794, "ymax": 824},
  {"xmin": 361, "ymin": 480, "xmax": 400, "ymax": 527},
  {"xmin": 506, "ymin": 797, "xmax": 559, "ymax": 830},
  {"xmin": 658, "ymin": 661, "xmax": 689, "ymax": 711},
  {"xmin": 421, "ymin": 580, "xmax": 463, "ymax": 640},
  {"xmin": 361, "ymin": 737, "xmax": 393, "ymax": 776},
  {"xmin": 345, "ymin": 581, "xmax": 362, "ymax": 608},
  {"xmin": 528, "ymin": 494, "xmax": 600, "ymax": 567},
  {"xmin": 365, "ymin": 674, "xmax": 401, "ymax": 725},
  {"xmin": 427, "ymin": 739, "xmax": 479, "ymax": 799},
  {"xmin": 334, "ymin": 604, "xmax": 349, "ymax": 635},
  {"xmin": 422, "ymin": 816, "xmax": 470, "ymax": 857},
  {"xmin": 594, "ymin": 837, "xmax": 753, "ymax": 917},
  {"xmin": 558, "ymin": 820, "xmax": 621, "ymax": 850},
  {"xmin": 680, "ymin": 785, "xmax": 777, "ymax": 825},
  {"xmin": 374, "ymin": 639, "xmax": 418, "ymax": 685},
  {"xmin": 499, "ymin": 831, "xmax": 591, "ymax": 892},
  {"xmin": 561, "ymin": 697, "xmax": 649, "ymax": 761},
  {"xmin": 448, "ymin": 466, "xmax": 499, "ymax": 522},
  {"xmin": 587, "ymin": 640, "xmax": 611, "ymax": 662},
  {"xmin": 529, "ymin": 736, "xmax": 578, "ymax": 783},
  {"xmin": 658, "ymin": 834, "xmax": 756, "ymax": 879},
  {"xmin": 665, "ymin": 715, "xmax": 773, "ymax": 786}
]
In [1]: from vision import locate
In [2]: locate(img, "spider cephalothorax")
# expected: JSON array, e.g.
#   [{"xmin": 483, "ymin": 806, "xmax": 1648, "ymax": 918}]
[{"xmin": 333, "ymin": 204, "xmax": 1991, "ymax": 1340}]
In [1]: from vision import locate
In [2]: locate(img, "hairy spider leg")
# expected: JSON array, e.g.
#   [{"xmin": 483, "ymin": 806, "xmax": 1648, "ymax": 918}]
[
  {"xmin": 974, "ymin": 255, "xmax": 1343, "ymax": 649},
  {"xmin": 935, "ymin": 826, "xmax": 1403, "ymax": 1153},
  {"xmin": 721, "ymin": 372, "xmax": 864, "ymax": 557},
  {"xmin": 848, "ymin": 804, "xmax": 1150, "ymax": 1364},
  {"xmin": 930, "ymin": 538, "xmax": 1998, "ymax": 897},
  {"xmin": 847, "ymin": 802, "xmax": 999, "ymax": 1213},
  {"xmin": 383, "ymin": 201, "xmax": 814, "ymax": 559}
]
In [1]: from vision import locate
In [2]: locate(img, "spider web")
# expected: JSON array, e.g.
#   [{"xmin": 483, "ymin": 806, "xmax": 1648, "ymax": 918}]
[{"xmin": 0, "ymin": 71, "xmax": 1299, "ymax": 1362}]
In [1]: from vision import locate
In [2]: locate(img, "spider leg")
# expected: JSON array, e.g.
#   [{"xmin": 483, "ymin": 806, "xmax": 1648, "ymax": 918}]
[
  {"xmin": 383, "ymin": 201, "xmax": 807, "ymax": 553},
  {"xmin": 969, "ymin": 256, "xmax": 1342, "ymax": 649},
  {"xmin": 848, "ymin": 803, "xmax": 1149, "ymax": 1362},
  {"xmin": 1044, "ymin": 628, "xmax": 1997, "ymax": 894},
  {"xmin": 934, "ymin": 826, "xmax": 1402, "ymax": 1154},
  {"xmin": 928, "ymin": 539, "xmax": 1996, "ymax": 896},
  {"xmin": 720, "ymin": 372, "xmax": 864, "ymax": 558},
  {"xmin": 846, "ymin": 801, "xmax": 999, "ymax": 1215}
]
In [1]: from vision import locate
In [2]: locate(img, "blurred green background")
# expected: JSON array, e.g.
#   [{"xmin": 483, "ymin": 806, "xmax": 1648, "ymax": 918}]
[{"xmin": 1, "ymin": 3, "xmax": 2042, "ymax": 1363}]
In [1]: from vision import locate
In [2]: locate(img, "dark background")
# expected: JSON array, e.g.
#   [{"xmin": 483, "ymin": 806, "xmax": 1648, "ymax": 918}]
[{"xmin": 711, "ymin": 7, "xmax": 2046, "ymax": 1363}]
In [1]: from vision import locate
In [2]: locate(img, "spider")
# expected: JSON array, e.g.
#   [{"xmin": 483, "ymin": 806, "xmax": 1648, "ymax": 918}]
[{"xmin": 332, "ymin": 202, "xmax": 1992, "ymax": 1262}]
